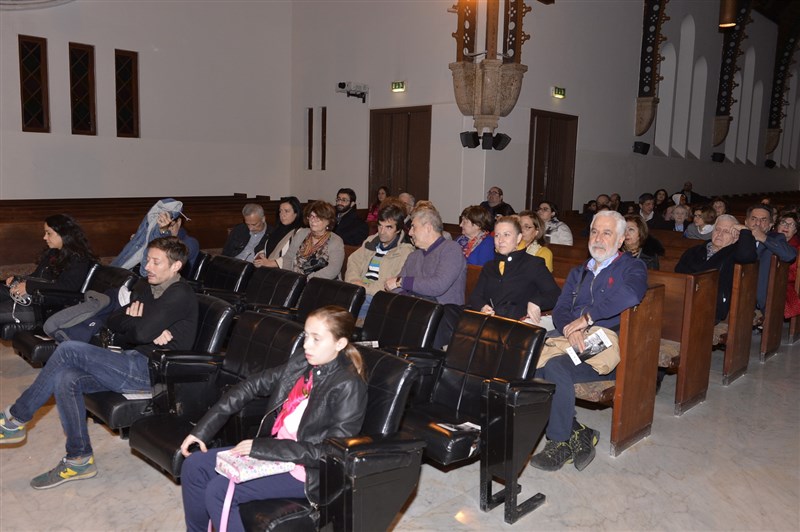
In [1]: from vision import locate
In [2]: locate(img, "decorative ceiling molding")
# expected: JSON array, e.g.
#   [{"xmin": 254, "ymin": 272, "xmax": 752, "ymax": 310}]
[
  {"xmin": 635, "ymin": 0, "xmax": 670, "ymax": 137},
  {"xmin": 449, "ymin": 0, "xmax": 534, "ymax": 136},
  {"xmin": 712, "ymin": 0, "xmax": 753, "ymax": 147},
  {"xmin": 0, "ymin": 0, "xmax": 75, "ymax": 10},
  {"xmin": 764, "ymin": 24, "xmax": 799, "ymax": 154}
]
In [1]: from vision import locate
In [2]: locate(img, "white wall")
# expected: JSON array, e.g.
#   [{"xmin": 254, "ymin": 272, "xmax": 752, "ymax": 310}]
[
  {"xmin": 0, "ymin": 0, "xmax": 293, "ymax": 199},
  {"xmin": 1, "ymin": 0, "xmax": 797, "ymax": 217}
]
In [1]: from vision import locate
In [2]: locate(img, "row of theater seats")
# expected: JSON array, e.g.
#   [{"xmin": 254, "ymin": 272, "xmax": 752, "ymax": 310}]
[{"xmin": 10, "ymin": 254, "xmax": 557, "ymax": 529}]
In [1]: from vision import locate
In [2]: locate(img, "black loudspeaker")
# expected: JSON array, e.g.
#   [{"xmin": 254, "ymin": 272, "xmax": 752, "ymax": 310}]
[
  {"xmin": 460, "ymin": 131, "xmax": 480, "ymax": 148},
  {"xmin": 633, "ymin": 141, "xmax": 650, "ymax": 155},
  {"xmin": 482, "ymin": 132, "xmax": 493, "ymax": 150},
  {"xmin": 711, "ymin": 152, "xmax": 725, "ymax": 163},
  {"xmin": 765, "ymin": 159, "xmax": 776, "ymax": 169},
  {"xmin": 493, "ymin": 133, "xmax": 512, "ymax": 151}
]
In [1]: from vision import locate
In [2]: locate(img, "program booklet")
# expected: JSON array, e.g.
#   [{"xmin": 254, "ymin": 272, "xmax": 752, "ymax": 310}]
[{"xmin": 566, "ymin": 328, "xmax": 613, "ymax": 366}]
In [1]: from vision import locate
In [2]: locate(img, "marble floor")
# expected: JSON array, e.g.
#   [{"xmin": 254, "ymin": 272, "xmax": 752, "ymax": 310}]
[{"xmin": 1, "ymin": 329, "xmax": 798, "ymax": 531}]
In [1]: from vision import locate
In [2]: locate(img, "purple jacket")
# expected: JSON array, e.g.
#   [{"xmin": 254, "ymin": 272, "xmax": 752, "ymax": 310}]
[{"xmin": 397, "ymin": 237, "xmax": 466, "ymax": 305}]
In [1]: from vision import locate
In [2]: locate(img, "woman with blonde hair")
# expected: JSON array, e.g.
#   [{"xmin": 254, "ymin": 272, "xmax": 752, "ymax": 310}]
[{"xmin": 518, "ymin": 210, "xmax": 553, "ymax": 272}]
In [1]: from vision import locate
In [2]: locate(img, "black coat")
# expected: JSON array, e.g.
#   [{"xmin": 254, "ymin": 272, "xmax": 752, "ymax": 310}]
[
  {"xmin": 190, "ymin": 350, "xmax": 367, "ymax": 503},
  {"xmin": 222, "ymin": 223, "xmax": 269, "ymax": 258},
  {"xmin": 467, "ymin": 250, "xmax": 561, "ymax": 319},
  {"xmin": 334, "ymin": 208, "xmax": 369, "ymax": 246},
  {"xmin": 675, "ymin": 229, "xmax": 757, "ymax": 323}
]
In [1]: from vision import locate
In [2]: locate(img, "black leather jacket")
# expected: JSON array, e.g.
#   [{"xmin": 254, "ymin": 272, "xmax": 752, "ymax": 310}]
[{"xmin": 190, "ymin": 350, "xmax": 367, "ymax": 503}]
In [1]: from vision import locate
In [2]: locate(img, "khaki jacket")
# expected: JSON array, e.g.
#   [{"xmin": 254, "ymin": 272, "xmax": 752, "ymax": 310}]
[{"xmin": 345, "ymin": 232, "xmax": 414, "ymax": 296}]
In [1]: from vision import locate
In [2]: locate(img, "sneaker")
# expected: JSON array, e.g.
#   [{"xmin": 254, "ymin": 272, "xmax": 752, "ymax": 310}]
[
  {"xmin": 0, "ymin": 411, "xmax": 26, "ymax": 445},
  {"xmin": 570, "ymin": 422, "xmax": 600, "ymax": 471},
  {"xmin": 30, "ymin": 456, "xmax": 97, "ymax": 490},
  {"xmin": 530, "ymin": 439, "xmax": 573, "ymax": 471}
]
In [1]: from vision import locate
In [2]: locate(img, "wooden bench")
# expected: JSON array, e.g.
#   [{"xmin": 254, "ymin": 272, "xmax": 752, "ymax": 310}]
[
  {"xmin": 719, "ymin": 262, "xmax": 759, "ymax": 384},
  {"xmin": 760, "ymin": 255, "xmax": 790, "ymax": 362}
]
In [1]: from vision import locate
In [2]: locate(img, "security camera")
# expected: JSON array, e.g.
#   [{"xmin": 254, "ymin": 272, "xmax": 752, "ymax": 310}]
[{"xmin": 336, "ymin": 82, "xmax": 350, "ymax": 93}]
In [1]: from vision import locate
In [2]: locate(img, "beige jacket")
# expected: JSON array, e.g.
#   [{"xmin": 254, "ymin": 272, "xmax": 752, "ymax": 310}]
[{"xmin": 345, "ymin": 232, "xmax": 414, "ymax": 296}]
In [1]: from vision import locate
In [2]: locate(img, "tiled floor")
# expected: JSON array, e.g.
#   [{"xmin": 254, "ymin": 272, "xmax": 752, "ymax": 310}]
[{"xmin": 1, "ymin": 329, "xmax": 798, "ymax": 531}]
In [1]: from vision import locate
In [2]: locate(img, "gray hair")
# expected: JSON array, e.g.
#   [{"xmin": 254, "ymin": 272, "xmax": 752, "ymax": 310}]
[
  {"xmin": 673, "ymin": 204, "xmax": 691, "ymax": 216},
  {"xmin": 242, "ymin": 203, "xmax": 265, "ymax": 218},
  {"xmin": 410, "ymin": 205, "xmax": 443, "ymax": 234},
  {"xmin": 715, "ymin": 214, "xmax": 738, "ymax": 226},
  {"xmin": 592, "ymin": 209, "xmax": 626, "ymax": 238}
]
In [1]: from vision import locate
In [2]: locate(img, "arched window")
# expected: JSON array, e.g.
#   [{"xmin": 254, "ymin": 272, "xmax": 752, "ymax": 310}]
[
  {"xmin": 735, "ymin": 47, "xmax": 756, "ymax": 164},
  {"xmin": 724, "ymin": 70, "xmax": 743, "ymax": 162},
  {"xmin": 671, "ymin": 15, "xmax": 695, "ymax": 157},
  {"xmin": 687, "ymin": 56, "xmax": 707, "ymax": 159},
  {"xmin": 747, "ymin": 80, "xmax": 763, "ymax": 164},
  {"xmin": 655, "ymin": 42, "xmax": 676, "ymax": 156}
]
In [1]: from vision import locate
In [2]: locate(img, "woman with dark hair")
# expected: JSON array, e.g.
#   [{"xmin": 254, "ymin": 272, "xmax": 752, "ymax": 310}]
[
  {"xmin": 456, "ymin": 205, "xmax": 495, "ymax": 266},
  {"xmin": 653, "ymin": 188, "xmax": 671, "ymax": 215},
  {"xmin": 365, "ymin": 186, "xmax": 389, "ymax": 222},
  {"xmin": 253, "ymin": 197, "xmax": 303, "ymax": 269},
  {"xmin": 518, "ymin": 210, "xmax": 553, "ymax": 271},
  {"xmin": 776, "ymin": 212, "xmax": 800, "ymax": 320},
  {"xmin": 684, "ymin": 205, "xmax": 716, "ymax": 240},
  {"xmin": 280, "ymin": 201, "xmax": 344, "ymax": 279},
  {"xmin": 621, "ymin": 214, "xmax": 662, "ymax": 270},
  {"xmin": 1, "ymin": 214, "xmax": 96, "ymax": 332},
  {"xmin": 536, "ymin": 201, "xmax": 573, "ymax": 245},
  {"xmin": 179, "ymin": 305, "xmax": 367, "ymax": 532}
]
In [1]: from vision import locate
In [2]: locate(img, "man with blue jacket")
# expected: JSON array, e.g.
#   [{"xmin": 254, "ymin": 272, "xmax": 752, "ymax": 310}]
[
  {"xmin": 531, "ymin": 210, "xmax": 647, "ymax": 472},
  {"xmin": 744, "ymin": 205, "xmax": 798, "ymax": 312}
]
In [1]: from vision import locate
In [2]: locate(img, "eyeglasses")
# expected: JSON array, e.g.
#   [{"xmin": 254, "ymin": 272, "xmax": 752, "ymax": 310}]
[
  {"xmin": 335, "ymin": 197, "xmax": 350, "ymax": 204},
  {"xmin": 778, "ymin": 220, "xmax": 797, "ymax": 228},
  {"xmin": 487, "ymin": 191, "xmax": 501, "ymax": 196},
  {"xmin": 308, "ymin": 212, "xmax": 321, "ymax": 220}
]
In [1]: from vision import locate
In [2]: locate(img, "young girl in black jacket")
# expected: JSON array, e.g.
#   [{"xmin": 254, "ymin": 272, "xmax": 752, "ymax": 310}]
[{"xmin": 180, "ymin": 306, "xmax": 367, "ymax": 532}]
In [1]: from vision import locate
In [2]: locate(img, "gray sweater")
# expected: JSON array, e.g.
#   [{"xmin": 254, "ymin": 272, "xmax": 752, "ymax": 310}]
[{"xmin": 397, "ymin": 236, "xmax": 466, "ymax": 305}]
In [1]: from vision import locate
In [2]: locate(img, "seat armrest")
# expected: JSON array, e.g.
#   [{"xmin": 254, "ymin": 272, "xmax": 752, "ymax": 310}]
[
  {"xmin": 245, "ymin": 304, "xmax": 299, "ymax": 319},
  {"xmin": 324, "ymin": 435, "xmax": 427, "ymax": 478},
  {"xmin": 395, "ymin": 349, "xmax": 445, "ymax": 375},
  {"xmin": 201, "ymin": 289, "xmax": 244, "ymax": 306},
  {"xmin": 150, "ymin": 351, "xmax": 224, "ymax": 383},
  {"xmin": 30, "ymin": 287, "xmax": 84, "ymax": 307},
  {"xmin": 484, "ymin": 377, "xmax": 556, "ymax": 407}
]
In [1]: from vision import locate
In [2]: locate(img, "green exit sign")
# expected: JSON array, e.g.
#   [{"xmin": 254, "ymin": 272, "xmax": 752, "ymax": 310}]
[
  {"xmin": 391, "ymin": 81, "xmax": 406, "ymax": 92},
  {"xmin": 552, "ymin": 86, "xmax": 566, "ymax": 99}
]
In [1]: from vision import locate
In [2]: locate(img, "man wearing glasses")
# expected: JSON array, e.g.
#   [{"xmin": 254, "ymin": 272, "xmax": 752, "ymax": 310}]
[
  {"xmin": 479, "ymin": 186, "xmax": 515, "ymax": 227},
  {"xmin": 333, "ymin": 188, "xmax": 368, "ymax": 246}
]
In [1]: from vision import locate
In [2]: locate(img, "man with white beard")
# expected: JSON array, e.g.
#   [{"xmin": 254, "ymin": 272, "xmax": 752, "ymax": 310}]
[{"xmin": 530, "ymin": 210, "xmax": 648, "ymax": 473}]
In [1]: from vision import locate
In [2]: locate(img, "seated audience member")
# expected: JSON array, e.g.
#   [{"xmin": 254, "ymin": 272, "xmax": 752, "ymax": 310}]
[
  {"xmin": 434, "ymin": 216, "xmax": 561, "ymax": 347},
  {"xmin": 530, "ymin": 211, "xmax": 647, "ymax": 472},
  {"xmin": 222, "ymin": 203, "xmax": 269, "ymax": 262},
  {"xmin": 252, "ymin": 197, "xmax": 303, "ymax": 269},
  {"xmin": 536, "ymin": 201, "xmax": 573, "ymax": 245},
  {"xmin": 519, "ymin": 210, "xmax": 554, "ymax": 272},
  {"xmin": 684, "ymin": 205, "xmax": 716, "ymax": 240},
  {"xmin": 671, "ymin": 193, "xmax": 688, "ymax": 209},
  {"xmin": 456, "ymin": 205, "xmax": 495, "ymax": 266},
  {"xmin": 112, "ymin": 198, "xmax": 196, "ymax": 275},
  {"xmin": 744, "ymin": 204, "xmax": 798, "ymax": 312},
  {"xmin": 711, "ymin": 198, "xmax": 728, "ymax": 217},
  {"xmin": 480, "ymin": 186, "xmax": 516, "ymax": 224},
  {"xmin": 621, "ymin": 214, "xmax": 662, "ymax": 270},
  {"xmin": 609, "ymin": 193, "xmax": 623, "ymax": 214},
  {"xmin": 333, "ymin": 188, "xmax": 369, "ymax": 246},
  {"xmin": 385, "ymin": 205, "xmax": 466, "ymax": 305},
  {"xmin": 1, "ymin": 214, "xmax": 96, "ymax": 333},
  {"xmin": 280, "ymin": 201, "xmax": 344, "ymax": 279},
  {"xmin": 345, "ymin": 202, "xmax": 414, "ymax": 319},
  {"xmin": 776, "ymin": 212, "xmax": 800, "ymax": 319},
  {"xmin": 398, "ymin": 192, "xmax": 416, "ymax": 233},
  {"xmin": 582, "ymin": 199, "xmax": 598, "ymax": 223},
  {"xmin": 365, "ymin": 186, "xmax": 389, "ymax": 222},
  {"xmin": 675, "ymin": 180, "xmax": 707, "ymax": 205},
  {"xmin": 596, "ymin": 194, "xmax": 611, "ymax": 210},
  {"xmin": 179, "ymin": 306, "xmax": 367, "ymax": 532},
  {"xmin": 670, "ymin": 204, "xmax": 691, "ymax": 233},
  {"xmin": 639, "ymin": 193, "xmax": 667, "ymax": 230},
  {"xmin": 653, "ymin": 188, "xmax": 670, "ymax": 216},
  {"xmin": 1, "ymin": 237, "xmax": 198, "ymax": 488},
  {"xmin": 675, "ymin": 215, "xmax": 757, "ymax": 323}
]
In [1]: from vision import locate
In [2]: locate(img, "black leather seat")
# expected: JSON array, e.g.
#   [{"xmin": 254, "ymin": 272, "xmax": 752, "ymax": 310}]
[
  {"xmin": 203, "ymin": 267, "xmax": 306, "ymax": 313},
  {"xmin": 238, "ymin": 345, "xmax": 424, "ymax": 532},
  {"xmin": 11, "ymin": 264, "xmax": 138, "ymax": 366},
  {"xmin": 255, "ymin": 277, "xmax": 365, "ymax": 323},
  {"xmin": 128, "ymin": 312, "xmax": 306, "ymax": 478},
  {"xmin": 400, "ymin": 310, "xmax": 555, "ymax": 524},
  {"xmin": 194, "ymin": 255, "xmax": 254, "ymax": 293},
  {"xmin": 81, "ymin": 293, "xmax": 236, "ymax": 433},
  {"xmin": 356, "ymin": 290, "xmax": 443, "ymax": 351}
]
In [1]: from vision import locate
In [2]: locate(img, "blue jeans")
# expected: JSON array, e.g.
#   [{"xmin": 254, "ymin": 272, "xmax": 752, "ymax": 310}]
[
  {"xmin": 9, "ymin": 340, "xmax": 150, "ymax": 458},
  {"xmin": 182, "ymin": 447, "xmax": 306, "ymax": 532},
  {"xmin": 534, "ymin": 354, "xmax": 616, "ymax": 442},
  {"xmin": 357, "ymin": 294, "xmax": 373, "ymax": 321}
]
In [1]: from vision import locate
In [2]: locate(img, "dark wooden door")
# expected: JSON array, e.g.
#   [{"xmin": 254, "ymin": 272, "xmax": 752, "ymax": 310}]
[
  {"xmin": 526, "ymin": 109, "xmax": 578, "ymax": 212},
  {"xmin": 369, "ymin": 106, "xmax": 431, "ymax": 201}
]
